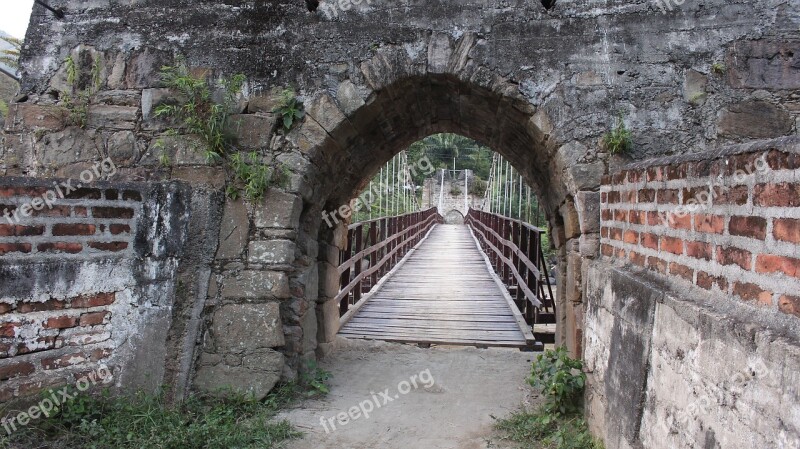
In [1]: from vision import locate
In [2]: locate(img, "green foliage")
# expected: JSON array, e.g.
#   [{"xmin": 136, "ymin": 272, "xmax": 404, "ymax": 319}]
[
  {"xmin": 299, "ymin": 360, "xmax": 333, "ymax": 397},
  {"xmin": 0, "ymin": 99, "xmax": 8, "ymax": 118},
  {"xmin": 711, "ymin": 61, "xmax": 726, "ymax": 75},
  {"xmin": 0, "ymin": 387, "xmax": 302, "ymax": 449},
  {"xmin": 602, "ymin": 115, "xmax": 632, "ymax": 155},
  {"xmin": 495, "ymin": 347, "xmax": 600, "ymax": 449},
  {"xmin": 273, "ymin": 88, "xmax": 305, "ymax": 132},
  {"xmin": 155, "ymin": 60, "xmax": 289, "ymax": 201},
  {"xmin": 0, "ymin": 36, "xmax": 22, "ymax": 69},
  {"xmin": 449, "ymin": 185, "xmax": 463, "ymax": 196},
  {"xmin": 529, "ymin": 347, "xmax": 586, "ymax": 415},
  {"xmin": 496, "ymin": 411, "xmax": 603, "ymax": 449},
  {"xmin": 60, "ymin": 54, "xmax": 101, "ymax": 129}
]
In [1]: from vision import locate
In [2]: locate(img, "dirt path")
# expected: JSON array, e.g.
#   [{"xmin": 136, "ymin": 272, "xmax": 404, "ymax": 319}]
[{"xmin": 276, "ymin": 338, "xmax": 539, "ymax": 449}]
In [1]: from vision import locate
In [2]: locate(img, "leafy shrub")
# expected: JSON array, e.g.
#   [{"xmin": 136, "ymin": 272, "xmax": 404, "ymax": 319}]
[
  {"xmin": 273, "ymin": 88, "xmax": 305, "ymax": 132},
  {"xmin": 529, "ymin": 346, "xmax": 586, "ymax": 415}
]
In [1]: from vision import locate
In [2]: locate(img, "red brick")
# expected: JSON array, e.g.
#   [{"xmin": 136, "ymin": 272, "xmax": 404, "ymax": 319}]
[
  {"xmin": 0, "ymin": 322, "xmax": 20, "ymax": 338},
  {"xmin": 681, "ymin": 187, "xmax": 713, "ymax": 206},
  {"xmin": 774, "ymin": 218, "xmax": 800, "ymax": 244},
  {"xmin": 660, "ymin": 236, "xmax": 684, "ymax": 255},
  {"xmin": 609, "ymin": 228, "xmax": 623, "ymax": 241},
  {"xmin": 728, "ymin": 216, "xmax": 767, "ymax": 240},
  {"xmin": 630, "ymin": 251, "xmax": 646, "ymax": 266},
  {"xmin": 0, "ymin": 361, "xmax": 35, "ymax": 381},
  {"xmin": 601, "ymin": 192, "xmax": 608, "ymax": 204},
  {"xmin": 612, "ymin": 172, "xmax": 627, "ymax": 184},
  {"xmin": 0, "ymin": 243, "xmax": 32, "ymax": 255},
  {"xmin": 601, "ymin": 175, "xmax": 612, "ymax": 186},
  {"xmin": 74, "ymin": 207, "xmax": 88, "ymax": 217},
  {"xmin": 626, "ymin": 190, "xmax": 637, "ymax": 203},
  {"xmin": 88, "ymin": 242, "xmax": 129, "ymax": 252},
  {"xmin": 765, "ymin": 150, "xmax": 800, "ymax": 171},
  {"xmin": 628, "ymin": 210, "xmax": 646, "ymax": 225},
  {"xmin": 716, "ymin": 247, "xmax": 752, "ymax": 271},
  {"xmin": 0, "ymin": 225, "xmax": 45, "ymax": 237},
  {"xmin": 44, "ymin": 316, "xmax": 78, "ymax": 330},
  {"xmin": 642, "ymin": 233, "xmax": 659, "ymax": 250},
  {"xmin": 668, "ymin": 213, "xmax": 692, "ymax": 230},
  {"xmin": 755, "ymin": 255, "xmax": 800, "ymax": 278},
  {"xmin": 92, "ymin": 207, "xmax": 135, "ymax": 219},
  {"xmin": 647, "ymin": 256, "xmax": 668, "ymax": 274},
  {"xmin": 41, "ymin": 351, "xmax": 88, "ymax": 370},
  {"xmin": 669, "ymin": 262, "xmax": 694, "ymax": 281},
  {"xmin": 70, "ymin": 292, "xmax": 116, "ymax": 309},
  {"xmin": 695, "ymin": 214, "xmax": 725, "ymax": 234},
  {"xmin": 615, "ymin": 247, "xmax": 626, "ymax": 259},
  {"xmin": 601, "ymin": 227, "xmax": 609, "ymax": 238},
  {"xmin": 779, "ymin": 295, "xmax": 800, "ymax": 318},
  {"xmin": 0, "ymin": 186, "xmax": 48, "ymax": 198},
  {"xmin": 657, "ymin": 189, "xmax": 679, "ymax": 204},
  {"xmin": 638, "ymin": 189, "xmax": 656, "ymax": 203},
  {"xmin": 714, "ymin": 185, "xmax": 749, "ymax": 206},
  {"xmin": 665, "ymin": 164, "xmax": 688, "ymax": 180},
  {"xmin": 607, "ymin": 191, "xmax": 621, "ymax": 204},
  {"xmin": 686, "ymin": 241, "xmax": 713, "ymax": 261},
  {"xmin": 733, "ymin": 282, "xmax": 773, "ymax": 305},
  {"xmin": 0, "ymin": 303, "xmax": 11, "ymax": 315},
  {"xmin": 723, "ymin": 152, "xmax": 766, "ymax": 176},
  {"xmin": 70, "ymin": 188, "xmax": 102, "ymax": 200},
  {"xmin": 627, "ymin": 171, "xmax": 643, "ymax": 183},
  {"xmin": 647, "ymin": 211, "xmax": 666, "ymax": 227},
  {"xmin": 17, "ymin": 300, "xmax": 66, "ymax": 313},
  {"xmin": 52, "ymin": 223, "xmax": 96, "ymax": 236},
  {"xmin": 696, "ymin": 271, "xmax": 728, "ymax": 292},
  {"xmin": 110, "ymin": 224, "xmax": 131, "ymax": 235},
  {"xmin": 614, "ymin": 209, "xmax": 628, "ymax": 222},
  {"xmin": 90, "ymin": 348, "xmax": 112, "ymax": 362},
  {"xmin": 624, "ymin": 230, "xmax": 639, "ymax": 244},
  {"xmin": 754, "ymin": 183, "xmax": 800, "ymax": 207},
  {"xmin": 16, "ymin": 336, "xmax": 63, "ymax": 355},
  {"xmin": 601, "ymin": 244, "xmax": 614, "ymax": 257},
  {"xmin": 646, "ymin": 166, "xmax": 664, "ymax": 182},
  {"xmin": 80, "ymin": 311, "xmax": 110, "ymax": 327},
  {"xmin": 38, "ymin": 206, "xmax": 72, "ymax": 217},
  {"xmin": 37, "ymin": 243, "xmax": 83, "ymax": 254}
]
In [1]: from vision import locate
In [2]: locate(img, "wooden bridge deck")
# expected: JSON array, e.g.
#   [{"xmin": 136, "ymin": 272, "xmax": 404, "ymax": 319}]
[{"xmin": 338, "ymin": 225, "xmax": 534, "ymax": 348}]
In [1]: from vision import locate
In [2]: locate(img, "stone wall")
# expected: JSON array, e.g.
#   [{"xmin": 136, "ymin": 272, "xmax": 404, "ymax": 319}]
[{"xmin": 586, "ymin": 137, "xmax": 800, "ymax": 448}]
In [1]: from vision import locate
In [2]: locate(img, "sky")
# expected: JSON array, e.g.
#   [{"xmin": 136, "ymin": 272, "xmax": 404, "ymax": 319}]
[{"xmin": 0, "ymin": 0, "xmax": 35, "ymax": 38}]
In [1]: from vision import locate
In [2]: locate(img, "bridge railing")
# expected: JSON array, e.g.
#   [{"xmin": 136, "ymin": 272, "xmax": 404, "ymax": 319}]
[
  {"xmin": 465, "ymin": 208, "xmax": 557, "ymax": 336},
  {"xmin": 337, "ymin": 208, "xmax": 443, "ymax": 316}
]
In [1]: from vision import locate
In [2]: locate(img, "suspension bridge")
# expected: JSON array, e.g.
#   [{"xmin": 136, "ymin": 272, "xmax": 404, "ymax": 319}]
[{"xmin": 335, "ymin": 207, "xmax": 556, "ymax": 349}]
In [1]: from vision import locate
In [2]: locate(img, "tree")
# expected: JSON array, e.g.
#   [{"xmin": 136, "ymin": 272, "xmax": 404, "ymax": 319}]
[{"xmin": 0, "ymin": 35, "xmax": 22, "ymax": 69}]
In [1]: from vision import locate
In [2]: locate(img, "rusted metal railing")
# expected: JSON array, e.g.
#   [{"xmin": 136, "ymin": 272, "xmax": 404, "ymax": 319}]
[
  {"xmin": 465, "ymin": 209, "xmax": 557, "ymax": 339},
  {"xmin": 337, "ymin": 208, "xmax": 443, "ymax": 316}
]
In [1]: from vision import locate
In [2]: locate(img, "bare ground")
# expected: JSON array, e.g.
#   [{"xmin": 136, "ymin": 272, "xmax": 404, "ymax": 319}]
[{"xmin": 276, "ymin": 338, "xmax": 540, "ymax": 449}]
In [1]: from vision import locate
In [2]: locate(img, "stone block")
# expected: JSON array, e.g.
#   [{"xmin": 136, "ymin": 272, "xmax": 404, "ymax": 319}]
[
  {"xmin": 229, "ymin": 114, "xmax": 276, "ymax": 149},
  {"xmin": 194, "ymin": 349, "xmax": 284, "ymax": 400},
  {"xmin": 316, "ymin": 298, "xmax": 340, "ymax": 344},
  {"xmin": 717, "ymin": 100, "xmax": 792, "ymax": 139},
  {"xmin": 216, "ymin": 199, "xmax": 249, "ymax": 260},
  {"xmin": 248, "ymin": 240, "xmax": 296, "ymax": 265},
  {"xmin": 336, "ymin": 80, "xmax": 365, "ymax": 116},
  {"xmin": 87, "ymin": 105, "xmax": 138, "ymax": 130},
  {"xmin": 254, "ymin": 190, "xmax": 302, "ymax": 229},
  {"xmin": 683, "ymin": 69, "xmax": 708, "ymax": 105},
  {"xmin": 221, "ymin": 271, "xmax": 290, "ymax": 299},
  {"xmin": 575, "ymin": 191, "xmax": 601, "ymax": 234},
  {"xmin": 211, "ymin": 303, "xmax": 285, "ymax": 353}
]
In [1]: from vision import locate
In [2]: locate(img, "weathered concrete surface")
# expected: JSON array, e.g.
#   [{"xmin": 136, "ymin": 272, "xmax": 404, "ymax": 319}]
[
  {"xmin": 585, "ymin": 262, "xmax": 800, "ymax": 449},
  {"xmin": 277, "ymin": 339, "xmax": 538, "ymax": 449}
]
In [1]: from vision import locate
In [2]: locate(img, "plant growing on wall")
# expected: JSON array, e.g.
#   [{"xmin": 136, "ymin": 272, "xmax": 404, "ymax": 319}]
[
  {"xmin": 602, "ymin": 114, "xmax": 632, "ymax": 155},
  {"xmin": 0, "ymin": 35, "xmax": 22, "ymax": 69},
  {"xmin": 273, "ymin": 88, "xmax": 305, "ymax": 132},
  {"xmin": 154, "ymin": 60, "xmax": 290, "ymax": 201},
  {"xmin": 60, "ymin": 54, "xmax": 102, "ymax": 128}
]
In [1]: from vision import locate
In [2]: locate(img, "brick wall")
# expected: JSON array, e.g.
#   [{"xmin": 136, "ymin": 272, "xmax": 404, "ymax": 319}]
[
  {"xmin": 0, "ymin": 179, "xmax": 152, "ymax": 403},
  {"xmin": 599, "ymin": 138, "xmax": 800, "ymax": 318}
]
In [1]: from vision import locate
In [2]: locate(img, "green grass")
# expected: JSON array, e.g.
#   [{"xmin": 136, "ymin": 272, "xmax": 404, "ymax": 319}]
[
  {"xmin": 0, "ymin": 376, "xmax": 329, "ymax": 449},
  {"xmin": 496, "ymin": 410, "xmax": 603, "ymax": 449}
]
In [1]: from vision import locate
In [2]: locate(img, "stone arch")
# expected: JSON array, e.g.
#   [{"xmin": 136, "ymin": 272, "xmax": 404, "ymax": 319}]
[{"xmin": 292, "ymin": 47, "xmax": 598, "ymax": 356}]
